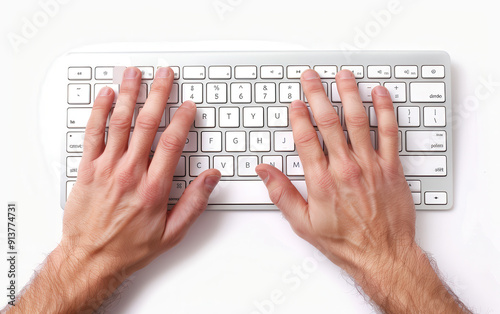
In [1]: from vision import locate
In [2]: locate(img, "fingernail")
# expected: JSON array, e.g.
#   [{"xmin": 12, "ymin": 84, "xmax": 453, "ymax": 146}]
[
  {"xmin": 124, "ymin": 68, "xmax": 138, "ymax": 79},
  {"xmin": 337, "ymin": 70, "xmax": 354, "ymax": 79},
  {"xmin": 99, "ymin": 87, "xmax": 112, "ymax": 96},
  {"xmin": 302, "ymin": 69, "xmax": 320, "ymax": 80},
  {"xmin": 182, "ymin": 100, "xmax": 196, "ymax": 109},
  {"xmin": 374, "ymin": 86, "xmax": 389, "ymax": 96},
  {"xmin": 204, "ymin": 175, "xmax": 221, "ymax": 192},
  {"xmin": 256, "ymin": 169, "xmax": 269, "ymax": 184},
  {"xmin": 291, "ymin": 100, "xmax": 305, "ymax": 109},
  {"xmin": 156, "ymin": 67, "xmax": 170, "ymax": 78}
]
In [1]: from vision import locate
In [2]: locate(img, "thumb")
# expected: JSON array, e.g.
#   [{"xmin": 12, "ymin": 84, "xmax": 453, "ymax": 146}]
[
  {"xmin": 162, "ymin": 169, "xmax": 221, "ymax": 246},
  {"xmin": 255, "ymin": 164, "xmax": 311, "ymax": 235}
]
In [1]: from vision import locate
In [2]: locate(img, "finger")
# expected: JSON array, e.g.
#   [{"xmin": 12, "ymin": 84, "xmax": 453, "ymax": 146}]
[
  {"xmin": 289, "ymin": 100, "xmax": 328, "ymax": 178},
  {"xmin": 104, "ymin": 67, "xmax": 141, "ymax": 157},
  {"xmin": 148, "ymin": 101, "xmax": 196, "ymax": 181},
  {"xmin": 335, "ymin": 70, "xmax": 374, "ymax": 158},
  {"xmin": 301, "ymin": 69, "xmax": 349, "ymax": 160},
  {"xmin": 372, "ymin": 86, "xmax": 399, "ymax": 162},
  {"xmin": 162, "ymin": 169, "xmax": 221, "ymax": 247},
  {"xmin": 128, "ymin": 67, "xmax": 174, "ymax": 165},
  {"xmin": 82, "ymin": 87, "xmax": 114, "ymax": 162},
  {"xmin": 255, "ymin": 164, "xmax": 311, "ymax": 237}
]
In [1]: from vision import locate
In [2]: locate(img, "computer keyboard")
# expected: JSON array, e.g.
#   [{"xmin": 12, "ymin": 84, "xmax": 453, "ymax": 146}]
[{"xmin": 61, "ymin": 50, "xmax": 453, "ymax": 210}]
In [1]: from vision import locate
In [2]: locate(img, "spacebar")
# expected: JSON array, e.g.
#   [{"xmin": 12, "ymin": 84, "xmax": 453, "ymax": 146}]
[{"xmin": 207, "ymin": 180, "xmax": 307, "ymax": 204}]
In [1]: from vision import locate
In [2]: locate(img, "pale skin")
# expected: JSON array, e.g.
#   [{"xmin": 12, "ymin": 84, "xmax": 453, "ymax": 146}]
[{"xmin": 2, "ymin": 67, "xmax": 470, "ymax": 313}]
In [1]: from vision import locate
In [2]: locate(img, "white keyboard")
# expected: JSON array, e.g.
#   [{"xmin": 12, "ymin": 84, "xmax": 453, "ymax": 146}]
[{"xmin": 60, "ymin": 50, "xmax": 453, "ymax": 210}]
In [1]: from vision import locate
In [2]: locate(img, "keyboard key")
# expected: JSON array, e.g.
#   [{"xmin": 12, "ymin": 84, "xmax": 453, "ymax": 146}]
[
  {"xmin": 260, "ymin": 66, "xmax": 284, "ymax": 79},
  {"xmin": 367, "ymin": 65, "xmax": 391, "ymax": 78},
  {"xmin": 279, "ymin": 83, "xmax": 301, "ymax": 103},
  {"xmin": 287, "ymin": 66, "xmax": 310, "ymax": 79},
  {"xmin": 219, "ymin": 107, "xmax": 240, "ymax": 128},
  {"xmin": 358, "ymin": 82, "xmax": 380, "ymax": 102},
  {"xmin": 67, "ymin": 108, "xmax": 92, "ymax": 128},
  {"xmin": 412, "ymin": 193, "xmax": 422, "ymax": 205},
  {"xmin": 399, "ymin": 156, "xmax": 447, "ymax": 176},
  {"xmin": 249, "ymin": 131, "xmax": 271, "ymax": 152},
  {"xmin": 238, "ymin": 156, "xmax": 258, "ymax": 176},
  {"xmin": 66, "ymin": 132, "xmax": 85, "ymax": 153},
  {"xmin": 184, "ymin": 132, "xmax": 198, "ymax": 152},
  {"xmin": 255, "ymin": 83, "xmax": 276, "ymax": 103},
  {"xmin": 137, "ymin": 67, "xmax": 154, "ymax": 79},
  {"xmin": 231, "ymin": 83, "xmax": 252, "ymax": 103},
  {"xmin": 202, "ymin": 131, "xmax": 222, "ymax": 152},
  {"xmin": 168, "ymin": 83, "xmax": 179, "ymax": 104},
  {"xmin": 137, "ymin": 83, "xmax": 148, "ymax": 103},
  {"xmin": 183, "ymin": 66, "xmax": 206, "ymax": 79},
  {"xmin": 195, "ymin": 107, "xmax": 216, "ymax": 127},
  {"xmin": 207, "ymin": 180, "xmax": 307, "ymax": 204},
  {"xmin": 331, "ymin": 83, "xmax": 341, "ymax": 102},
  {"xmin": 68, "ymin": 67, "xmax": 92, "ymax": 80},
  {"xmin": 307, "ymin": 107, "xmax": 317, "ymax": 126},
  {"xmin": 287, "ymin": 156, "xmax": 304, "ymax": 176},
  {"xmin": 274, "ymin": 131, "xmax": 294, "ymax": 152},
  {"xmin": 262, "ymin": 155, "xmax": 283, "ymax": 172},
  {"xmin": 369, "ymin": 107, "xmax": 378, "ymax": 127},
  {"xmin": 424, "ymin": 107, "xmax": 446, "ymax": 127},
  {"xmin": 422, "ymin": 65, "xmax": 445, "ymax": 79},
  {"xmin": 226, "ymin": 131, "xmax": 246, "ymax": 152},
  {"xmin": 410, "ymin": 82, "xmax": 446, "ymax": 103},
  {"xmin": 95, "ymin": 67, "xmax": 114, "ymax": 80},
  {"xmin": 407, "ymin": 180, "xmax": 421, "ymax": 192},
  {"xmin": 95, "ymin": 83, "xmax": 119, "ymax": 103},
  {"xmin": 209, "ymin": 66, "xmax": 231, "ymax": 79},
  {"xmin": 170, "ymin": 66, "xmax": 180, "ymax": 80},
  {"xmin": 398, "ymin": 107, "xmax": 420, "ymax": 127},
  {"xmin": 341, "ymin": 65, "xmax": 364, "ymax": 78},
  {"xmin": 169, "ymin": 181, "xmax": 186, "ymax": 204},
  {"xmin": 182, "ymin": 83, "xmax": 203, "ymax": 103},
  {"xmin": 267, "ymin": 107, "xmax": 288, "ymax": 127},
  {"xmin": 384, "ymin": 82, "xmax": 406, "ymax": 103},
  {"xmin": 235, "ymin": 66, "xmax": 257, "ymax": 79},
  {"xmin": 394, "ymin": 65, "xmax": 418, "ymax": 79},
  {"xmin": 66, "ymin": 156, "xmax": 81, "ymax": 177},
  {"xmin": 190, "ymin": 156, "xmax": 209, "ymax": 176},
  {"xmin": 243, "ymin": 107, "xmax": 264, "ymax": 127},
  {"xmin": 214, "ymin": 156, "xmax": 234, "ymax": 176},
  {"xmin": 406, "ymin": 131, "xmax": 446, "ymax": 152},
  {"xmin": 424, "ymin": 192, "xmax": 447, "ymax": 205},
  {"xmin": 68, "ymin": 84, "xmax": 91, "ymax": 104},
  {"xmin": 314, "ymin": 66, "xmax": 337, "ymax": 78},
  {"xmin": 207, "ymin": 83, "xmax": 227, "ymax": 104},
  {"xmin": 174, "ymin": 156, "xmax": 186, "ymax": 176}
]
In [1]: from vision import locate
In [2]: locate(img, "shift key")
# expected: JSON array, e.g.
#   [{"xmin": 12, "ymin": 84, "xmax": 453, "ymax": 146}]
[{"xmin": 400, "ymin": 156, "xmax": 447, "ymax": 176}]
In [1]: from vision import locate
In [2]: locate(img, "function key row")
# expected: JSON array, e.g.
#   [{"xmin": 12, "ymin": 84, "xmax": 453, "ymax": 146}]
[{"xmin": 68, "ymin": 65, "xmax": 446, "ymax": 81}]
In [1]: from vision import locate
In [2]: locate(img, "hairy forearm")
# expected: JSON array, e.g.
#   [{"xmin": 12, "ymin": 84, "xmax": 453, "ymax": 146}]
[
  {"xmin": 350, "ymin": 242, "xmax": 471, "ymax": 314},
  {"xmin": 4, "ymin": 244, "xmax": 128, "ymax": 314}
]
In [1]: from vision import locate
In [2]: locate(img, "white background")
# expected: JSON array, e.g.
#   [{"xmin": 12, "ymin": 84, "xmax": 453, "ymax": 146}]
[{"xmin": 1, "ymin": 0, "xmax": 500, "ymax": 313}]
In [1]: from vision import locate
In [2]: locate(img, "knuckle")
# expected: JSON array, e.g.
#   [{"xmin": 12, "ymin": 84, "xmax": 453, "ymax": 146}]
[
  {"xmin": 159, "ymin": 134, "xmax": 185, "ymax": 153},
  {"xmin": 338, "ymin": 161, "xmax": 362, "ymax": 182},
  {"xmin": 315, "ymin": 172, "xmax": 335, "ymax": 191},
  {"xmin": 137, "ymin": 180, "xmax": 163, "ymax": 204},
  {"xmin": 345, "ymin": 112, "xmax": 369, "ymax": 127},
  {"xmin": 315, "ymin": 112, "xmax": 340, "ymax": 129},
  {"xmin": 268, "ymin": 185, "xmax": 287, "ymax": 207},
  {"xmin": 306, "ymin": 81, "xmax": 327, "ymax": 95},
  {"xmin": 135, "ymin": 113, "xmax": 159, "ymax": 132},
  {"xmin": 294, "ymin": 130, "xmax": 319, "ymax": 147},
  {"xmin": 379, "ymin": 122, "xmax": 399, "ymax": 138},
  {"xmin": 109, "ymin": 115, "xmax": 131, "ymax": 131},
  {"xmin": 115, "ymin": 167, "xmax": 136, "ymax": 188},
  {"xmin": 85, "ymin": 123, "xmax": 106, "ymax": 138}
]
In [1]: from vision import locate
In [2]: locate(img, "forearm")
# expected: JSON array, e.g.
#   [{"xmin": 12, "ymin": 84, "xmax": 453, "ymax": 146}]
[
  {"xmin": 349, "ymin": 242, "xmax": 471, "ymax": 313},
  {"xmin": 4, "ymin": 244, "xmax": 127, "ymax": 314}
]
